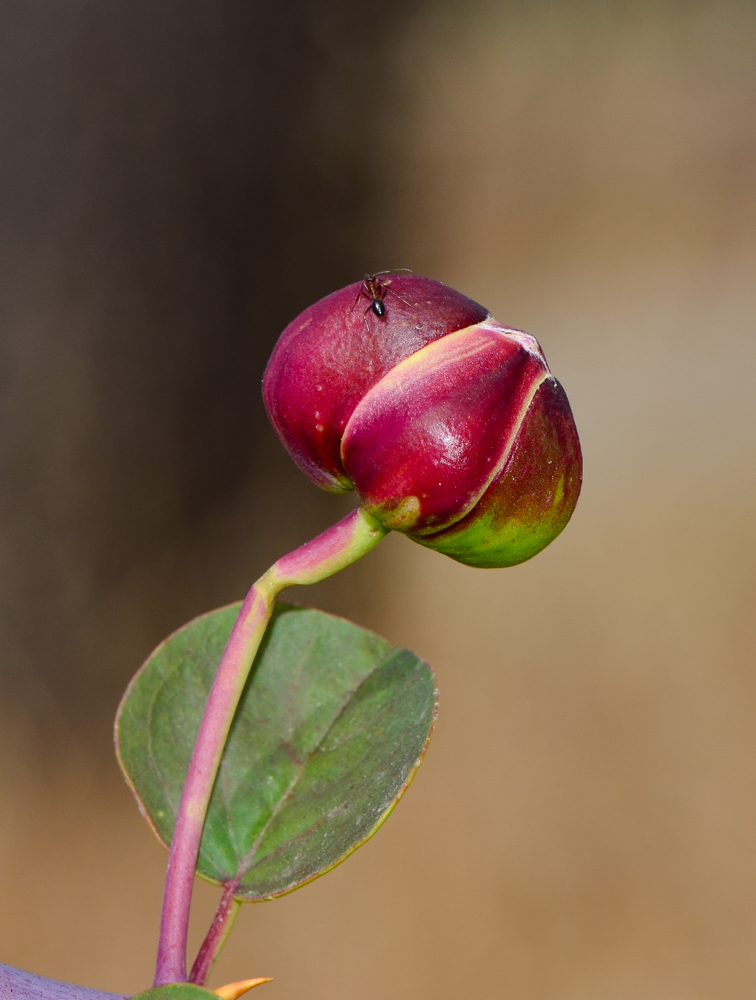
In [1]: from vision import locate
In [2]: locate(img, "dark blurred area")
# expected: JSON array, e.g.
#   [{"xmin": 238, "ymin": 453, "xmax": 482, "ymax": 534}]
[
  {"xmin": 1, "ymin": 1, "xmax": 756, "ymax": 999},
  {"xmin": 0, "ymin": 0, "xmax": 409, "ymax": 747}
]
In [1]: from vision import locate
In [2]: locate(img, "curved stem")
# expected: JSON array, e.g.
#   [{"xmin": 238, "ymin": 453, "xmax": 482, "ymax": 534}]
[
  {"xmin": 189, "ymin": 882, "xmax": 242, "ymax": 987},
  {"xmin": 153, "ymin": 507, "xmax": 388, "ymax": 987}
]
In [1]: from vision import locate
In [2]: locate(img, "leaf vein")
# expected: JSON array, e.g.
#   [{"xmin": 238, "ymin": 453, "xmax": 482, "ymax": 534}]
[{"xmin": 233, "ymin": 650, "xmax": 401, "ymax": 882}]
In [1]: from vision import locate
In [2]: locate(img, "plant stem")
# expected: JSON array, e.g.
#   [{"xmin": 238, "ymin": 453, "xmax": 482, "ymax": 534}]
[
  {"xmin": 189, "ymin": 882, "xmax": 242, "ymax": 987},
  {"xmin": 153, "ymin": 507, "xmax": 388, "ymax": 987}
]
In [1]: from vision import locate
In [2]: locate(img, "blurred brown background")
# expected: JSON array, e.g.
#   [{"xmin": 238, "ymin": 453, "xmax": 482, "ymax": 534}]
[{"xmin": 1, "ymin": 1, "xmax": 755, "ymax": 998}]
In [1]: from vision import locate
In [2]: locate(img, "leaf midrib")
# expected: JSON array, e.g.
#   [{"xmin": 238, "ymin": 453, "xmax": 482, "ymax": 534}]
[{"xmin": 224, "ymin": 649, "xmax": 400, "ymax": 884}]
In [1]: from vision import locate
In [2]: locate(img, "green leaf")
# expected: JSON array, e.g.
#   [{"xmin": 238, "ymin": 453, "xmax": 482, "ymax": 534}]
[
  {"xmin": 130, "ymin": 987, "xmax": 216, "ymax": 1000},
  {"xmin": 116, "ymin": 602, "xmax": 436, "ymax": 900}
]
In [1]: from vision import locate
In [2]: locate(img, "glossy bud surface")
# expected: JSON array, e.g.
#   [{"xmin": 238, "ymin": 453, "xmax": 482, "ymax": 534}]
[{"xmin": 263, "ymin": 276, "xmax": 581, "ymax": 567}]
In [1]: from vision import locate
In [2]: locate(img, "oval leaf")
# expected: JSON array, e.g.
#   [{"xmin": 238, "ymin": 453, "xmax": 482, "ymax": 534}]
[{"xmin": 116, "ymin": 603, "xmax": 436, "ymax": 900}]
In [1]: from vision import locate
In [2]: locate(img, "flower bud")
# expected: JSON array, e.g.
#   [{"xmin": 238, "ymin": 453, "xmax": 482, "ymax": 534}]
[{"xmin": 263, "ymin": 276, "xmax": 581, "ymax": 568}]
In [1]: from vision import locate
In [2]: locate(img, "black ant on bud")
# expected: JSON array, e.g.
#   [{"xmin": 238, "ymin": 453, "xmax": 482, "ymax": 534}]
[{"xmin": 355, "ymin": 269, "xmax": 413, "ymax": 330}]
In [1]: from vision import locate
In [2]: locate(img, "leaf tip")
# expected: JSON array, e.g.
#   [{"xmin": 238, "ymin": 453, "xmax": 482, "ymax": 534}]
[{"xmin": 213, "ymin": 978, "xmax": 273, "ymax": 999}]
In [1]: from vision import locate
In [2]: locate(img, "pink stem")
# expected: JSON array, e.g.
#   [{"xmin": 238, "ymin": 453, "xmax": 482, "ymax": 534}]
[
  {"xmin": 189, "ymin": 880, "xmax": 241, "ymax": 987},
  {"xmin": 153, "ymin": 508, "xmax": 387, "ymax": 986},
  {"xmin": 153, "ymin": 584, "xmax": 270, "ymax": 985}
]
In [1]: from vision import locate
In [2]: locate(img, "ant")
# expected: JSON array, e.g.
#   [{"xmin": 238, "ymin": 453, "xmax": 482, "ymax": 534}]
[{"xmin": 355, "ymin": 269, "xmax": 413, "ymax": 330}]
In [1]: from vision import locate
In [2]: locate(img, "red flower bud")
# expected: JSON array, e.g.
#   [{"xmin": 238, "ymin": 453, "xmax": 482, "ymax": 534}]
[{"xmin": 263, "ymin": 276, "xmax": 581, "ymax": 568}]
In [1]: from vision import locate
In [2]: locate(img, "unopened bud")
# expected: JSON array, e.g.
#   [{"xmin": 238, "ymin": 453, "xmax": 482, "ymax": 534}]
[{"xmin": 263, "ymin": 276, "xmax": 581, "ymax": 568}]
